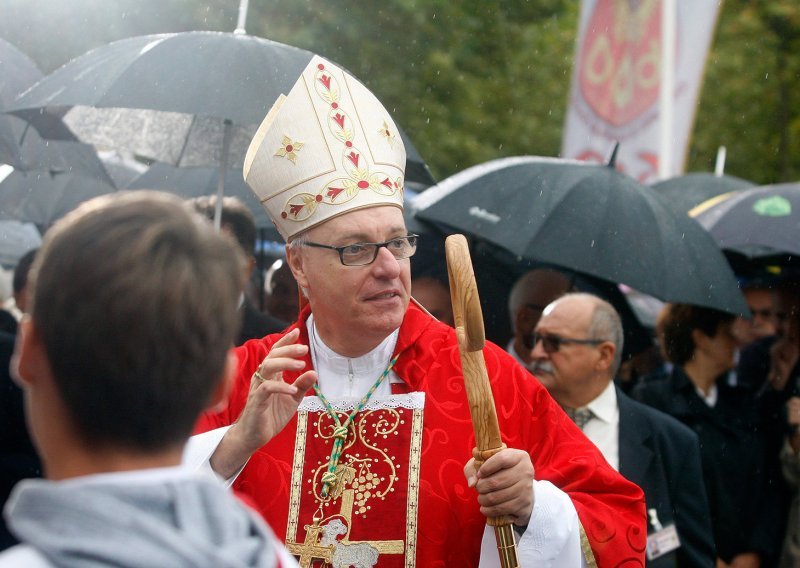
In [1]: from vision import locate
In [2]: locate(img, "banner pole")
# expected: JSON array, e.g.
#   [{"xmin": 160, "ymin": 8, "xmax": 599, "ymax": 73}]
[{"xmin": 658, "ymin": 0, "xmax": 677, "ymax": 180}]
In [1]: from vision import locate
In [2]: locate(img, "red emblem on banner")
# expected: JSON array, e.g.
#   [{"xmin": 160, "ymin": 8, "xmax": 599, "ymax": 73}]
[{"xmin": 579, "ymin": 0, "xmax": 664, "ymax": 127}]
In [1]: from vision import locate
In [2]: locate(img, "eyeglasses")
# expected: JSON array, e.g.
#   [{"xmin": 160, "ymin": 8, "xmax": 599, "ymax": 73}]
[
  {"xmin": 302, "ymin": 234, "xmax": 419, "ymax": 266},
  {"xmin": 532, "ymin": 332, "xmax": 606, "ymax": 354}
]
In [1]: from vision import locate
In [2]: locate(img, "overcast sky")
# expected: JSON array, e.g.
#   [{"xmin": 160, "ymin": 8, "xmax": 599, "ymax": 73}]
[{"xmin": 1, "ymin": 0, "xmax": 238, "ymax": 72}]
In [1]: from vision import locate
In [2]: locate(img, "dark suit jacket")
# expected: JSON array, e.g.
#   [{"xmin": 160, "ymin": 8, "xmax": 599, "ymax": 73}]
[
  {"xmin": 617, "ymin": 389, "xmax": 715, "ymax": 567},
  {"xmin": 236, "ymin": 298, "xmax": 287, "ymax": 346}
]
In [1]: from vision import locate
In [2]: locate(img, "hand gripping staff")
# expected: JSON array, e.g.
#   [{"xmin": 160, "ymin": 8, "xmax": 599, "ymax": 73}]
[{"xmin": 445, "ymin": 234, "xmax": 520, "ymax": 568}]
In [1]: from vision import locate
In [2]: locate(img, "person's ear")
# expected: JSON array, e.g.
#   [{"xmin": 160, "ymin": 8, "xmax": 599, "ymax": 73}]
[
  {"xmin": 691, "ymin": 328, "xmax": 708, "ymax": 352},
  {"xmin": 12, "ymin": 316, "xmax": 50, "ymax": 389},
  {"xmin": 206, "ymin": 349, "xmax": 236, "ymax": 413},
  {"xmin": 286, "ymin": 244, "xmax": 309, "ymax": 290},
  {"xmin": 596, "ymin": 341, "xmax": 616, "ymax": 373}
]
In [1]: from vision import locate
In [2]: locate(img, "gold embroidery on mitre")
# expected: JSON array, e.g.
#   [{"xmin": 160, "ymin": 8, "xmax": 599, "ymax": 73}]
[
  {"xmin": 244, "ymin": 55, "xmax": 407, "ymax": 241},
  {"xmin": 278, "ymin": 61, "xmax": 403, "ymax": 224},
  {"xmin": 275, "ymin": 135, "xmax": 304, "ymax": 164},
  {"xmin": 378, "ymin": 121, "xmax": 396, "ymax": 146}
]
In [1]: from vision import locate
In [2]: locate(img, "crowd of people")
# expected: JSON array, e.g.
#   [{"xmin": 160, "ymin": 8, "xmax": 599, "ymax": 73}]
[
  {"xmin": 500, "ymin": 267, "xmax": 800, "ymax": 567},
  {"xmin": 0, "ymin": 54, "xmax": 797, "ymax": 568}
]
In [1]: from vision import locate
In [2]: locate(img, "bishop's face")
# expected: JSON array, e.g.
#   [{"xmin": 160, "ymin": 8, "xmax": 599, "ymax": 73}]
[{"xmin": 287, "ymin": 206, "xmax": 412, "ymax": 357}]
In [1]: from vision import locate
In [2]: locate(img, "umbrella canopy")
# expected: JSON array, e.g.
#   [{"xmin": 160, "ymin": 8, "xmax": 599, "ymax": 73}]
[
  {"xmin": 0, "ymin": 38, "xmax": 43, "ymax": 168},
  {"xmin": 691, "ymin": 183, "xmax": 800, "ymax": 259},
  {"xmin": 0, "ymin": 165, "xmax": 116, "ymax": 229},
  {"xmin": 0, "ymin": 220, "xmax": 41, "ymax": 268},
  {"xmin": 127, "ymin": 162, "xmax": 276, "ymax": 235},
  {"xmin": 97, "ymin": 150, "xmax": 148, "ymax": 188},
  {"xmin": 0, "ymin": 38, "xmax": 83, "ymax": 171},
  {"xmin": 0, "ymin": 38, "xmax": 41, "ymax": 105},
  {"xmin": 650, "ymin": 172, "xmax": 755, "ymax": 216},
  {"xmin": 8, "ymin": 31, "xmax": 435, "ymax": 186},
  {"xmin": 415, "ymin": 156, "xmax": 747, "ymax": 315}
]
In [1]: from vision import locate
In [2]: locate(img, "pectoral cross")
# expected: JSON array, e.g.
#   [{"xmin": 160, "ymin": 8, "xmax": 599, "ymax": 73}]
[{"xmin": 286, "ymin": 522, "xmax": 333, "ymax": 568}]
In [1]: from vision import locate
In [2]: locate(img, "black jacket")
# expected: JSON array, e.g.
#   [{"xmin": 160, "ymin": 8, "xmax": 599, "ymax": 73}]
[
  {"xmin": 617, "ymin": 388, "xmax": 715, "ymax": 567},
  {"xmin": 632, "ymin": 368, "xmax": 770, "ymax": 563}
]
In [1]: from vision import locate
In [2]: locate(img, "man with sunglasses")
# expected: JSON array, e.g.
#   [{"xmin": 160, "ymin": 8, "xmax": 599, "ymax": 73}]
[
  {"xmin": 531, "ymin": 293, "xmax": 714, "ymax": 567},
  {"xmin": 190, "ymin": 56, "xmax": 646, "ymax": 567}
]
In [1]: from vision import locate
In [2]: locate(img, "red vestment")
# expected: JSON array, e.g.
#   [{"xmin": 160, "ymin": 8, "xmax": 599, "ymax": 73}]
[{"xmin": 196, "ymin": 303, "xmax": 646, "ymax": 566}]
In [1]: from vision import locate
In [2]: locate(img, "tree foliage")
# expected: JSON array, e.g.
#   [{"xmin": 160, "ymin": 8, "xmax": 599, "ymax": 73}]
[{"xmin": 690, "ymin": 0, "xmax": 800, "ymax": 183}]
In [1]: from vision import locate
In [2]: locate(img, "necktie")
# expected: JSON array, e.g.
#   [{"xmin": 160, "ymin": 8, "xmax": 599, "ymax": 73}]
[{"xmin": 566, "ymin": 407, "xmax": 594, "ymax": 430}]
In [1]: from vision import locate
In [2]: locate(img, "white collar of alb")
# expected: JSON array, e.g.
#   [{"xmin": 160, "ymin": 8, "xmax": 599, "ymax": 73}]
[{"xmin": 306, "ymin": 314, "xmax": 399, "ymax": 377}]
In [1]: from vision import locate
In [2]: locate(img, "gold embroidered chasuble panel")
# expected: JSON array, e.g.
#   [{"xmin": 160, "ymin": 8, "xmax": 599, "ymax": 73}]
[{"xmin": 286, "ymin": 393, "xmax": 425, "ymax": 567}]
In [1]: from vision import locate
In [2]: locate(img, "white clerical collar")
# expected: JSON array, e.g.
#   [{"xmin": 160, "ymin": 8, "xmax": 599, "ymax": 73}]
[{"xmin": 306, "ymin": 315, "xmax": 400, "ymax": 398}]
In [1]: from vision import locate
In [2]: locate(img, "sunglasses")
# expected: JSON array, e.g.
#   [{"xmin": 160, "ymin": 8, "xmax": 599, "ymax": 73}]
[{"xmin": 532, "ymin": 332, "xmax": 606, "ymax": 354}]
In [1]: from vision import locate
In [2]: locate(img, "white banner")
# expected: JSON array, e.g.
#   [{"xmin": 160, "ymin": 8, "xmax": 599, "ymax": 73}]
[{"xmin": 561, "ymin": 0, "xmax": 721, "ymax": 183}]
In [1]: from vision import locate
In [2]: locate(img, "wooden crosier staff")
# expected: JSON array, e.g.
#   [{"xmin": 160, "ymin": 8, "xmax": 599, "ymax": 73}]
[{"xmin": 445, "ymin": 234, "xmax": 520, "ymax": 568}]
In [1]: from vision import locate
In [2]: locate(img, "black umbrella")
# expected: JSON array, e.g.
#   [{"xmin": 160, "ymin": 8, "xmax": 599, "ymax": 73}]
[
  {"xmin": 0, "ymin": 38, "xmax": 85, "ymax": 172},
  {"xmin": 650, "ymin": 172, "xmax": 755, "ymax": 216},
  {"xmin": 127, "ymin": 162, "xmax": 277, "ymax": 236},
  {"xmin": 0, "ymin": 38, "xmax": 43, "ymax": 168},
  {"xmin": 7, "ymin": 31, "xmax": 436, "ymax": 221},
  {"xmin": 0, "ymin": 166, "xmax": 116, "ymax": 230},
  {"xmin": 0, "ymin": 41, "xmax": 118, "ymax": 230},
  {"xmin": 691, "ymin": 183, "xmax": 800, "ymax": 260},
  {"xmin": 415, "ymin": 156, "xmax": 747, "ymax": 315},
  {"xmin": 0, "ymin": 219, "xmax": 41, "ymax": 268}
]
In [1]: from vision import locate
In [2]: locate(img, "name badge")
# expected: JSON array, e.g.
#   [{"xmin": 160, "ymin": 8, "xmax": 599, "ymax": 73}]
[{"xmin": 646, "ymin": 524, "xmax": 680, "ymax": 560}]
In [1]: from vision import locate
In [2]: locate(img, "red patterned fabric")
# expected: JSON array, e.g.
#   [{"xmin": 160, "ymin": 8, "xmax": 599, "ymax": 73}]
[{"xmin": 195, "ymin": 303, "xmax": 646, "ymax": 566}]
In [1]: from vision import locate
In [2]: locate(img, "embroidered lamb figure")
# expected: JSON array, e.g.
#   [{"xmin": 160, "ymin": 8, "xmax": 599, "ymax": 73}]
[
  {"xmin": 320, "ymin": 519, "xmax": 347, "ymax": 547},
  {"xmin": 321, "ymin": 519, "xmax": 380, "ymax": 568}
]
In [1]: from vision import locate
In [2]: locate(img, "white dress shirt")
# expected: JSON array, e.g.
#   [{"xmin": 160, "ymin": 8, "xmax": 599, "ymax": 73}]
[
  {"xmin": 695, "ymin": 383, "xmax": 718, "ymax": 407},
  {"xmin": 580, "ymin": 381, "xmax": 621, "ymax": 471}
]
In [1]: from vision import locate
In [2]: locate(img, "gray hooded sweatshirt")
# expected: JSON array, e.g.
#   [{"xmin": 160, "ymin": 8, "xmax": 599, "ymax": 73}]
[{"xmin": 0, "ymin": 469, "xmax": 282, "ymax": 568}]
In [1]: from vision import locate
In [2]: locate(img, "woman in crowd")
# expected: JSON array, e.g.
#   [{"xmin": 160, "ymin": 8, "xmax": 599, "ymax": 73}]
[{"xmin": 633, "ymin": 304, "xmax": 771, "ymax": 567}]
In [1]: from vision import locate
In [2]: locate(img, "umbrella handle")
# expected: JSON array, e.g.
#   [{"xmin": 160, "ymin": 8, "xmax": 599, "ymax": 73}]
[
  {"xmin": 213, "ymin": 119, "xmax": 233, "ymax": 231},
  {"xmin": 445, "ymin": 234, "xmax": 519, "ymax": 568}
]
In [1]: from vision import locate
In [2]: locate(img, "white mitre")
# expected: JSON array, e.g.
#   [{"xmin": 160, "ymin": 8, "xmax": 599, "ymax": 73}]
[{"xmin": 243, "ymin": 55, "xmax": 406, "ymax": 241}]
